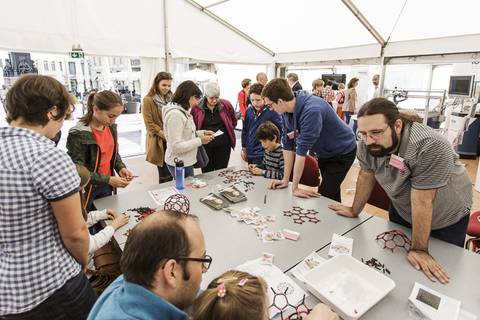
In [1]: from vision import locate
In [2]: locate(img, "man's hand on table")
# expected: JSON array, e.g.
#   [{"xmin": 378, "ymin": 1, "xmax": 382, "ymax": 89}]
[{"xmin": 407, "ymin": 249, "xmax": 449, "ymax": 284}]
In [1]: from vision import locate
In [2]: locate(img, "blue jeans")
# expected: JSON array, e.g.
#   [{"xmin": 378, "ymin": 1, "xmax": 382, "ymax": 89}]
[
  {"xmin": 167, "ymin": 165, "xmax": 194, "ymax": 179},
  {"xmin": 344, "ymin": 111, "xmax": 352, "ymax": 125}
]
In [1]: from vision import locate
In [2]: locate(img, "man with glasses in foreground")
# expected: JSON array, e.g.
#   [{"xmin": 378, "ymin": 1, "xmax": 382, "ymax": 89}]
[
  {"xmin": 88, "ymin": 210, "xmax": 211, "ymax": 319},
  {"xmin": 329, "ymin": 98, "xmax": 472, "ymax": 284}
]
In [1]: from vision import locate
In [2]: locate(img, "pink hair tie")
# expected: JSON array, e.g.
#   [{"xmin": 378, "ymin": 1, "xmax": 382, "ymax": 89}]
[
  {"xmin": 217, "ymin": 282, "xmax": 226, "ymax": 298},
  {"xmin": 238, "ymin": 278, "xmax": 248, "ymax": 287}
]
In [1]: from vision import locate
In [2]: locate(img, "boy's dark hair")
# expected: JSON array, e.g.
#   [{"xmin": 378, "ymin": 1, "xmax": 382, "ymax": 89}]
[
  {"xmin": 121, "ymin": 210, "xmax": 199, "ymax": 288},
  {"xmin": 172, "ymin": 80, "xmax": 202, "ymax": 110},
  {"xmin": 248, "ymin": 83, "xmax": 264, "ymax": 96},
  {"xmin": 261, "ymin": 78, "xmax": 294, "ymax": 103},
  {"xmin": 5, "ymin": 74, "xmax": 71, "ymax": 125},
  {"xmin": 256, "ymin": 121, "xmax": 280, "ymax": 143}
]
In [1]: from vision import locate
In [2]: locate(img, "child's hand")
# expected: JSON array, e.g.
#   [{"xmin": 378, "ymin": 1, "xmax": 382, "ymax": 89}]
[
  {"xmin": 106, "ymin": 209, "xmax": 117, "ymax": 220},
  {"xmin": 111, "ymin": 214, "xmax": 129, "ymax": 230},
  {"xmin": 251, "ymin": 167, "xmax": 263, "ymax": 176}
]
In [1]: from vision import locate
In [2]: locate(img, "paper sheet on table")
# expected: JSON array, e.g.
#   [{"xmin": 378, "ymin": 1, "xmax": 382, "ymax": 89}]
[
  {"xmin": 291, "ymin": 251, "xmax": 326, "ymax": 283},
  {"xmin": 213, "ymin": 130, "xmax": 224, "ymax": 137},
  {"xmin": 148, "ymin": 187, "xmax": 179, "ymax": 206},
  {"xmin": 236, "ymin": 258, "xmax": 307, "ymax": 318}
]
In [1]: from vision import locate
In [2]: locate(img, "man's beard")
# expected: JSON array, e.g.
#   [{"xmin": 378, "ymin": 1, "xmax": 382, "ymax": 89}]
[
  {"xmin": 171, "ymin": 281, "xmax": 198, "ymax": 310},
  {"xmin": 366, "ymin": 128, "xmax": 399, "ymax": 157}
]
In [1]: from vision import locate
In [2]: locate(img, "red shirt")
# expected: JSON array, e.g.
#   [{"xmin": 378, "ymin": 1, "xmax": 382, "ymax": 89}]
[{"xmin": 91, "ymin": 126, "xmax": 114, "ymax": 176}]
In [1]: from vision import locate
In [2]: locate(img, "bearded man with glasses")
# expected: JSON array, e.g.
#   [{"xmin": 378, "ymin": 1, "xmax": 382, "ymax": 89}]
[{"xmin": 330, "ymin": 98, "xmax": 472, "ymax": 285}]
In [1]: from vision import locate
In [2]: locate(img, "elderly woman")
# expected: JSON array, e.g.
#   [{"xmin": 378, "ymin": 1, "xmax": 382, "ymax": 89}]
[{"xmin": 191, "ymin": 82, "xmax": 237, "ymax": 173}]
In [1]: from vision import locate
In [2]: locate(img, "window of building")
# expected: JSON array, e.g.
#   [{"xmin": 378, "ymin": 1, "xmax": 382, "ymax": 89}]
[
  {"xmin": 51, "ymin": 61, "xmax": 56, "ymax": 71},
  {"xmin": 81, "ymin": 62, "xmax": 85, "ymax": 75},
  {"xmin": 44, "ymin": 61, "xmax": 49, "ymax": 71},
  {"xmin": 68, "ymin": 62, "xmax": 76, "ymax": 75},
  {"xmin": 59, "ymin": 61, "xmax": 63, "ymax": 71}
]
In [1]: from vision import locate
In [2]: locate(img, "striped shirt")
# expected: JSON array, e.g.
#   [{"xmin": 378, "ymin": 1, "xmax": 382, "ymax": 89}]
[
  {"xmin": 262, "ymin": 145, "xmax": 284, "ymax": 180},
  {"xmin": 0, "ymin": 127, "xmax": 81, "ymax": 315},
  {"xmin": 357, "ymin": 122, "xmax": 472, "ymax": 230}
]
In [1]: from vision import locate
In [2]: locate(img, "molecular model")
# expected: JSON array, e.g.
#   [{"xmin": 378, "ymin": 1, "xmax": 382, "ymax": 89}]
[
  {"xmin": 283, "ymin": 206, "xmax": 320, "ymax": 224},
  {"xmin": 218, "ymin": 169, "xmax": 254, "ymax": 185},
  {"xmin": 128, "ymin": 207, "xmax": 156, "ymax": 223},
  {"xmin": 163, "ymin": 194, "xmax": 190, "ymax": 214}
]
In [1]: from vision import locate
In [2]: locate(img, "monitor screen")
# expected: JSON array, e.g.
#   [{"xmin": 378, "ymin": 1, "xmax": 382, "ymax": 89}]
[
  {"xmin": 321, "ymin": 74, "xmax": 346, "ymax": 90},
  {"xmin": 448, "ymin": 75, "xmax": 474, "ymax": 97}
]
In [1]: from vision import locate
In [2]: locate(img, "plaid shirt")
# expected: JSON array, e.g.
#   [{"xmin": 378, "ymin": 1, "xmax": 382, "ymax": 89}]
[
  {"xmin": 322, "ymin": 86, "xmax": 335, "ymax": 102},
  {"xmin": 0, "ymin": 127, "xmax": 81, "ymax": 315}
]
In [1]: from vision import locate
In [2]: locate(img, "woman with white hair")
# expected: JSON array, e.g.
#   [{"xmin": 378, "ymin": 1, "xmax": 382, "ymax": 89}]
[{"xmin": 191, "ymin": 82, "xmax": 237, "ymax": 173}]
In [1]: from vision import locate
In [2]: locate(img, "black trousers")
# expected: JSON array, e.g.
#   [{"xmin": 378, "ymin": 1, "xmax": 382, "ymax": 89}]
[
  {"xmin": 317, "ymin": 146, "xmax": 357, "ymax": 202},
  {"xmin": 389, "ymin": 205, "xmax": 469, "ymax": 248},
  {"xmin": 1, "ymin": 272, "xmax": 97, "ymax": 320},
  {"xmin": 202, "ymin": 143, "xmax": 231, "ymax": 173}
]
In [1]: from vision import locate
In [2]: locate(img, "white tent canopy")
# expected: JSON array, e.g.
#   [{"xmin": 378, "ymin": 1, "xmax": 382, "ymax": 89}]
[{"xmin": 0, "ymin": 0, "xmax": 479, "ymax": 64}]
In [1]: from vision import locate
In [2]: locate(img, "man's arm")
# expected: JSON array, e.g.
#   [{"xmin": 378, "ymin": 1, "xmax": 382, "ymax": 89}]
[
  {"xmin": 409, "ymin": 188, "xmax": 449, "ymax": 284},
  {"xmin": 329, "ymin": 168, "xmax": 376, "ymax": 217}
]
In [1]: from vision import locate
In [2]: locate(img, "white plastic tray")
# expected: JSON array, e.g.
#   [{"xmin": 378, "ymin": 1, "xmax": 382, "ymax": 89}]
[{"xmin": 304, "ymin": 255, "xmax": 395, "ymax": 320}]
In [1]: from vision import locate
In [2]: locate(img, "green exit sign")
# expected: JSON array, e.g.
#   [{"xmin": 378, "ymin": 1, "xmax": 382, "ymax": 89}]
[{"xmin": 70, "ymin": 51, "xmax": 84, "ymax": 59}]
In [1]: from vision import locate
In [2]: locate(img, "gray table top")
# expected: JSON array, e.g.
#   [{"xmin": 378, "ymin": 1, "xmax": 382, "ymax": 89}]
[
  {"xmin": 292, "ymin": 216, "xmax": 480, "ymax": 319},
  {"xmin": 94, "ymin": 167, "xmax": 372, "ymax": 285}
]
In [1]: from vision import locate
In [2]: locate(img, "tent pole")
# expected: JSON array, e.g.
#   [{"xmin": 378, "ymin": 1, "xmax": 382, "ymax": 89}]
[
  {"xmin": 341, "ymin": 0, "xmax": 386, "ymax": 47},
  {"xmin": 163, "ymin": 0, "xmax": 171, "ymax": 72},
  {"xmin": 379, "ymin": 55, "xmax": 387, "ymax": 97},
  {"xmin": 184, "ymin": 0, "xmax": 275, "ymax": 57}
]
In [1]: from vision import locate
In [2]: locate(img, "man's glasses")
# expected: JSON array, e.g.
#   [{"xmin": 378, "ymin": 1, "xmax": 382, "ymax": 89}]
[
  {"xmin": 356, "ymin": 125, "xmax": 390, "ymax": 141},
  {"xmin": 174, "ymin": 254, "xmax": 213, "ymax": 270}
]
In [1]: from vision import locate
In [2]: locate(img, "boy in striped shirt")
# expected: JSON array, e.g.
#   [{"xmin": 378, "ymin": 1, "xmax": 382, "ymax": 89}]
[{"xmin": 249, "ymin": 121, "xmax": 284, "ymax": 180}]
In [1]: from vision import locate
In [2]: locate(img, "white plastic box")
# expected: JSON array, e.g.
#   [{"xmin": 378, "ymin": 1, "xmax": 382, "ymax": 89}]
[{"xmin": 304, "ymin": 255, "xmax": 395, "ymax": 320}]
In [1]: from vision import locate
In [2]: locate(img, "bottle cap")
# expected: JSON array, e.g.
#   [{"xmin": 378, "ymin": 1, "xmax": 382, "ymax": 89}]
[{"xmin": 174, "ymin": 158, "xmax": 184, "ymax": 167}]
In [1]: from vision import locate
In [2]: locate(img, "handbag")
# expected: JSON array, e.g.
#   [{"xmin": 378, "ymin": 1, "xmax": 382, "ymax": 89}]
[
  {"xmin": 194, "ymin": 144, "xmax": 209, "ymax": 168},
  {"xmin": 88, "ymin": 241, "xmax": 122, "ymax": 295}
]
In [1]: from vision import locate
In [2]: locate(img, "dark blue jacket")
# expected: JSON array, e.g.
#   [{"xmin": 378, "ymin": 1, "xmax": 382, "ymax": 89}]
[
  {"xmin": 282, "ymin": 91, "xmax": 356, "ymax": 158},
  {"xmin": 241, "ymin": 106, "xmax": 282, "ymax": 162}
]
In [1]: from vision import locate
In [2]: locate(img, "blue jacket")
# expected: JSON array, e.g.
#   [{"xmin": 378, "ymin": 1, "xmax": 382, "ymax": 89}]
[
  {"xmin": 88, "ymin": 276, "xmax": 188, "ymax": 320},
  {"xmin": 282, "ymin": 91, "xmax": 356, "ymax": 158},
  {"xmin": 241, "ymin": 106, "xmax": 282, "ymax": 161}
]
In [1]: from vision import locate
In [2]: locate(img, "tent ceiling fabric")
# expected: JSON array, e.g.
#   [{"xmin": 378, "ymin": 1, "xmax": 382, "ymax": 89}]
[
  {"xmin": 0, "ymin": 0, "xmax": 479, "ymax": 63},
  {"xmin": 207, "ymin": 0, "xmax": 377, "ymax": 53}
]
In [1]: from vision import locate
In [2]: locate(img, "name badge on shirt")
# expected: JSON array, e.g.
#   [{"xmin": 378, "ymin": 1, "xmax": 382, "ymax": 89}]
[
  {"xmin": 389, "ymin": 154, "xmax": 405, "ymax": 171},
  {"xmin": 287, "ymin": 130, "xmax": 299, "ymax": 139}
]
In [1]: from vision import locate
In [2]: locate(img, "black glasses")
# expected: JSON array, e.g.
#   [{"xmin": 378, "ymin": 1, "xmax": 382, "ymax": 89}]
[{"xmin": 175, "ymin": 254, "xmax": 212, "ymax": 270}]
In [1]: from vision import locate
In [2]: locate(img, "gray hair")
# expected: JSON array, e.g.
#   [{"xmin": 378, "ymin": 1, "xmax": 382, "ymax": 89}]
[{"xmin": 204, "ymin": 82, "xmax": 220, "ymax": 98}]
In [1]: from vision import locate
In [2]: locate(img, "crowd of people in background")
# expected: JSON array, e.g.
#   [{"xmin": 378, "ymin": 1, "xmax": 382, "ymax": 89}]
[{"xmin": 1, "ymin": 67, "xmax": 471, "ymax": 320}]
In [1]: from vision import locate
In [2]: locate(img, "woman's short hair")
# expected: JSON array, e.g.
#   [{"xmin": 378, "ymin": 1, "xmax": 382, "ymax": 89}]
[
  {"xmin": 5, "ymin": 74, "xmax": 71, "ymax": 126},
  {"xmin": 204, "ymin": 82, "xmax": 220, "ymax": 98},
  {"xmin": 172, "ymin": 80, "xmax": 202, "ymax": 110},
  {"xmin": 241, "ymin": 78, "xmax": 251, "ymax": 89}
]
